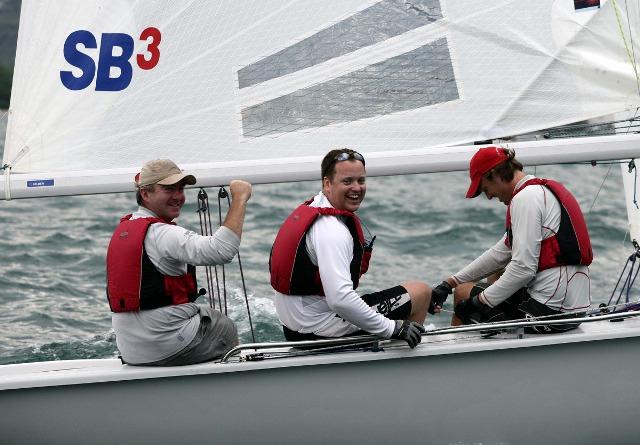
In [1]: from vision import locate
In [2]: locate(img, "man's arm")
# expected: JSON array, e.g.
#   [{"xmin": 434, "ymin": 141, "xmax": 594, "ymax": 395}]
[
  {"xmin": 148, "ymin": 179, "xmax": 251, "ymax": 269},
  {"xmin": 311, "ymin": 216, "xmax": 396, "ymax": 338},
  {"xmin": 222, "ymin": 180, "xmax": 252, "ymax": 239},
  {"xmin": 479, "ymin": 188, "xmax": 543, "ymax": 307},
  {"xmin": 451, "ymin": 236, "xmax": 512, "ymax": 285}
]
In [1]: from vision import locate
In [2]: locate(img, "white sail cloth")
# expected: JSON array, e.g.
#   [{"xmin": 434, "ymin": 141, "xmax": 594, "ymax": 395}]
[{"xmin": 2, "ymin": 0, "xmax": 639, "ymax": 199}]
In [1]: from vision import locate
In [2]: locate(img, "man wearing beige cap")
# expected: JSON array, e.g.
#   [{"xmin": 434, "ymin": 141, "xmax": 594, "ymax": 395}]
[
  {"xmin": 106, "ymin": 159, "xmax": 252, "ymax": 365},
  {"xmin": 428, "ymin": 147, "xmax": 592, "ymax": 333}
]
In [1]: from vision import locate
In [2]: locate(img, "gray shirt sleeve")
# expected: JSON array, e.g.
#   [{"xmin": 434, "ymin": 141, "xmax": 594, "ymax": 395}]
[{"xmin": 146, "ymin": 224, "xmax": 240, "ymax": 275}]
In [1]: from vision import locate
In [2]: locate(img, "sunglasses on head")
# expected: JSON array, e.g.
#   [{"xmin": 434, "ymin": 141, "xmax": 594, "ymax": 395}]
[
  {"xmin": 322, "ymin": 151, "xmax": 366, "ymax": 178},
  {"xmin": 333, "ymin": 151, "xmax": 365, "ymax": 164}
]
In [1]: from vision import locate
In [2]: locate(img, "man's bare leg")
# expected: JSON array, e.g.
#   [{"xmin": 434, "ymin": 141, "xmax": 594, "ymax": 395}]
[{"xmin": 401, "ymin": 281, "xmax": 431, "ymax": 324}]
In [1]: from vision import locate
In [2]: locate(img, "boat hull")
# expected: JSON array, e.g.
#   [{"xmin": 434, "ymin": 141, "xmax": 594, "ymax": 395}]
[{"xmin": 2, "ymin": 320, "xmax": 639, "ymax": 444}]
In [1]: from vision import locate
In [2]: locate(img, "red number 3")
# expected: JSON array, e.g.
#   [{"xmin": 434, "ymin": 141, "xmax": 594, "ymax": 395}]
[{"xmin": 137, "ymin": 27, "xmax": 161, "ymax": 70}]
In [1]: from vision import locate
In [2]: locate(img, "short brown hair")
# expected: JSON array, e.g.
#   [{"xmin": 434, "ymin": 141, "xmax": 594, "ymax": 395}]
[
  {"xmin": 484, "ymin": 148, "xmax": 523, "ymax": 182},
  {"xmin": 320, "ymin": 148, "xmax": 366, "ymax": 180},
  {"xmin": 135, "ymin": 184, "xmax": 155, "ymax": 205}
]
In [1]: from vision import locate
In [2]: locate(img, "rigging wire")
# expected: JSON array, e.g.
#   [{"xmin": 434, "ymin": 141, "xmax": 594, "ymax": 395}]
[
  {"xmin": 196, "ymin": 189, "xmax": 221, "ymax": 310},
  {"xmin": 630, "ymin": 159, "xmax": 639, "ymax": 209},
  {"xmin": 587, "ymin": 163, "xmax": 612, "ymax": 214},
  {"xmin": 607, "ymin": 244, "xmax": 640, "ymax": 309},
  {"xmin": 216, "ymin": 189, "xmax": 229, "ymax": 315},
  {"xmin": 196, "ymin": 186, "xmax": 256, "ymax": 343},
  {"xmin": 217, "ymin": 187, "xmax": 256, "ymax": 343}
]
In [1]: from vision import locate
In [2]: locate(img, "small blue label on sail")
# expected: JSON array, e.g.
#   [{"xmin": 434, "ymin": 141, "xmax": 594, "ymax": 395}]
[{"xmin": 27, "ymin": 179, "xmax": 55, "ymax": 187}]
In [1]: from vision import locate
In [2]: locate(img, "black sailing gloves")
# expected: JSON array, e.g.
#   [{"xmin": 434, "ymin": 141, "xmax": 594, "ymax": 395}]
[
  {"xmin": 455, "ymin": 295, "xmax": 508, "ymax": 325},
  {"xmin": 428, "ymin": 280, "xmax": 453, "ymax": 314},
  {"xmin": 454, "ymin": 295, "xmax": 485, "ymax": 323},
  {"xmin": 392, "ymin": 320, "xmax": 426, "ymax": 348}
]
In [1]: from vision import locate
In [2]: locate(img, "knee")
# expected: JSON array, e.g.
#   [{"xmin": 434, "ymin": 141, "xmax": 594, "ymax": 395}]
[
  {"xmin": 402, "ymin": 281, "xmax": 431, "ymax": 303},
  {"xmin": 218, "ymin": 314, "xmax": 239, "ymax": 345},
  {"xmin": 453, "ymin": 283, "xmax": 474, "ymax": 304},
  {"xmin": 453, "ymin": 286, "xmax": 464, "ymax": 302}
]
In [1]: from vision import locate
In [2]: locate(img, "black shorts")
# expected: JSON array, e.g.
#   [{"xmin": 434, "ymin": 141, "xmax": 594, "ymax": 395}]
[
  {"xmin": 282, "ymin": 285, "xmax": 412, "ymax": 341},
  {"xmin": 469, "ymin": 283, "xmax": 582, "ymax": 334},
  {"xmin": 360, "ymin": 285, "xmax": 412, "ymax": 320}
]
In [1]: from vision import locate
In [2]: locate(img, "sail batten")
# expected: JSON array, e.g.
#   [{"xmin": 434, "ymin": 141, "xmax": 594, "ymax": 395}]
[{"xmin": 2, "ymin": 0, "xmax": 640, "ymax": 199}]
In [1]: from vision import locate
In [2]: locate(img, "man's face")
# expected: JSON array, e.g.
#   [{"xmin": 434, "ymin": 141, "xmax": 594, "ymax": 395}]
[
  {"xmin": 141, "ymin": 182, "xmax": 186, "ymax": 221},
  {"xmin": 322, "ymin": 160, "xmax": 366, "ymax": 212},
  {"xmin": 480, "ymin": 175, "xmax": 514, "ymax": 205}
]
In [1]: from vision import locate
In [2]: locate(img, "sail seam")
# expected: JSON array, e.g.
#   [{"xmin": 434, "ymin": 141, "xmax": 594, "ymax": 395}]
[{"xmin": 612, "ymin": 0, "xmax": 640, "ymax": 94}]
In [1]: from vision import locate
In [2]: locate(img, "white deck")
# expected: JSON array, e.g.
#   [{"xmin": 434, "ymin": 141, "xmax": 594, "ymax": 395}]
[{"xmin": 2, "ymin": 313, "xmax": 639, "ymax": 391}]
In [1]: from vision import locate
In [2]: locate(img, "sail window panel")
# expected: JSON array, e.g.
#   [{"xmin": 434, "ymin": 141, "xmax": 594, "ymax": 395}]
[
  {"xmin": 237, "ymin": 0, "xmax": 443, "ymax": 89},
  {"xmin": 241, "ymin": 38, "xmax": 458, "ymax": 138}
]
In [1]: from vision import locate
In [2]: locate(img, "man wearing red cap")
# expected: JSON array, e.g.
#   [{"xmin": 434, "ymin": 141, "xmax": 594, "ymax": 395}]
[
  {"xmin": 429, "ymin": 147, "xmax": 592, "ymax": 332},
  {"xmin": 106, "ymin": 159, "xmax": 252, "ymax": 365}
]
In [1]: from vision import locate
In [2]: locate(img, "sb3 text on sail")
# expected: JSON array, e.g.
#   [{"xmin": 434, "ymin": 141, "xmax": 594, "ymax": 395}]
[{"xmin": 60, "ymin": 28, "xmax": 161, "ymax": 92}]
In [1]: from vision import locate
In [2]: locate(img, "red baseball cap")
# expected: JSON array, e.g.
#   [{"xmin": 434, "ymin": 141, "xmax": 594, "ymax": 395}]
[{"xmin": 465, "ymin": 146, "xmax": 508, "ymax": 198}]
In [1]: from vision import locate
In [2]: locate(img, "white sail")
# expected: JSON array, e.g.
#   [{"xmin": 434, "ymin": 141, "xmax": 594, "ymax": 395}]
[
  {"xmin": 621, "ymin": 160, "xmax": 640, "ymax": 245},
  {"xmin": 2, "ymin": 0, "xmax": 639, "ymax": 199}
]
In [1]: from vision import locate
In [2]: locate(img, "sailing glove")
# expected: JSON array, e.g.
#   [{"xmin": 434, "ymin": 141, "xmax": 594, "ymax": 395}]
[
  {"xmin": 392, "ymin": 320, "xmax": 425, "ymax": 348},
  {"xmin": 428, "ymin": 280, "xmax": 453, "ymax": 314},
  {"xmin": 454, "ymin": 295, "xmax": 485, "ymax": 323}
]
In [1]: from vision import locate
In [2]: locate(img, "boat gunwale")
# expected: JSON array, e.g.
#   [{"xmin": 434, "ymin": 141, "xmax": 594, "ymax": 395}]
[{"xmin": 2, "ymin": 311, "xmax": 640, "ymax": 392}]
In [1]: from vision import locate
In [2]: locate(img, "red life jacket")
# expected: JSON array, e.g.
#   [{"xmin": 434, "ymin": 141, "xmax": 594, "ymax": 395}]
[
  {"xmin": 106, "ymin": 215, "xmax": 198, "ymax": 312},
  {"xmin": 269, "ymin": 200, "xmax": 373, "ymax": 295},
  {"xmin": 505, "ymin": 178, "xmax": 593, "ymax": 272}
]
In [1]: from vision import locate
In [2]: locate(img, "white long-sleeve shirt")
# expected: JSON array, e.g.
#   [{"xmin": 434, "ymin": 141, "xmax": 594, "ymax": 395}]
[
  {"xmin": 452, "ymin": 175, "xmax": 591, "ymax": 311},
  {"xmin": 112, "ymin": 206, "xmax": 240, "ymax": 364},
  {"xmin": 274, "ymin": 193, "xmax": 396, "ymax": 338}
]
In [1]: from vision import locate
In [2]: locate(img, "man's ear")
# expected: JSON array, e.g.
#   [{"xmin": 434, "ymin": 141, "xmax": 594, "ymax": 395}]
[
  {"xmin": 322, "ymin": 176, "xmax": 330, "ymax": 193},
  {"xmin": 139, "ymin": 187, "xmax": 151, "ymax": 203}
]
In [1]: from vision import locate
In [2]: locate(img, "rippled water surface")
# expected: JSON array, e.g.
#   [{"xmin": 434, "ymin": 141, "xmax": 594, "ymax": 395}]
[{"xmin": 0, "ymin": 115, "xmax": 633, "ymax": 364}]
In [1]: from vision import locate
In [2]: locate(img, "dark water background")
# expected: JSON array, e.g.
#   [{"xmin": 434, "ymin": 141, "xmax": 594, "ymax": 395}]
[{"xmin": 0, "ymin": 114, "xmax": 633, "ymax": 364}]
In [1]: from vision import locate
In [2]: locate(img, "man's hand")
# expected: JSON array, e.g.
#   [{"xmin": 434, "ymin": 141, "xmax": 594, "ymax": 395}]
[
  {"xmin": 454, "ymin": 295, "xmax": 484, "ymax": 323},
  {"xmin": 223, "ymin": 180, "xmax": 252, "ymax": 238},
  {"xmin": 229, "ymin": 180, "xmax": 252, "ymax": 203},
  {"xmin": 391, "ymin": 320, "xmax": 426, "ymax": 348},
  {"xmin": 428, "ymin": 280, "xmax": 453, "ymax": 314}
]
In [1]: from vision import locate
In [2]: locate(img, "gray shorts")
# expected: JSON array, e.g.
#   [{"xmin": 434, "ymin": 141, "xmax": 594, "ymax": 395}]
[{"xmin": 145, "ymin": 306, "xmax": 239, "ymax": 366}]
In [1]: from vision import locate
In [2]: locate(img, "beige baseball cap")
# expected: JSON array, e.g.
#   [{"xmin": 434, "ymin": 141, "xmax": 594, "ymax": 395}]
[{"xmin": 135, "ymin": 159, "xmax": 196, "ymax": 188}]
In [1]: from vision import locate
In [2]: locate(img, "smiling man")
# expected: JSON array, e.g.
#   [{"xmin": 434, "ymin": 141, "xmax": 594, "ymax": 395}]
[
  {"xmin": 270, "ymin": 148, "xmax": 431, "ymax": 348},
  {"xmin": 106, "ymin": 159, "xmax": 252, "ymax": 365},
  {"xmin": 428, "ymin": 147, "xmax": 592, "ymax": 332}
]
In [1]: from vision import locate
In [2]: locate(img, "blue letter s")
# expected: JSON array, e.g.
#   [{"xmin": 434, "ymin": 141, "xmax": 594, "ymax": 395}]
[{"xmin": 60, "ymin": 30, "xmax": 97, "ymax": 90}]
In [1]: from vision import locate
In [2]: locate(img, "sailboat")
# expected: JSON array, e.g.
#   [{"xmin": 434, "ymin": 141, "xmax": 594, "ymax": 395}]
[{"xmin": 1, "ymin": 0, "xmax": 640, "ymax": 443}]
